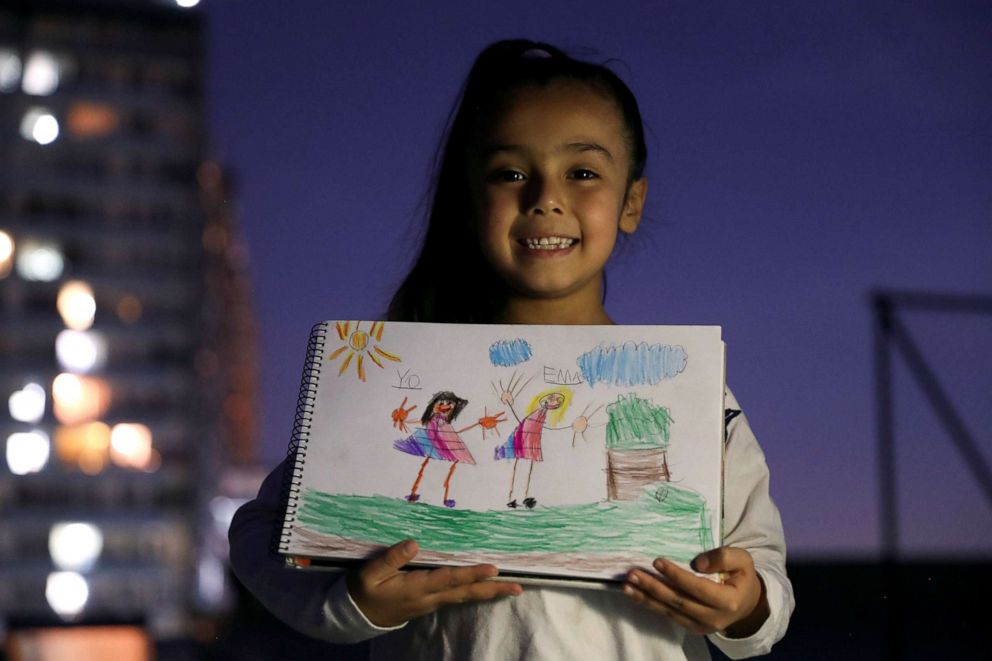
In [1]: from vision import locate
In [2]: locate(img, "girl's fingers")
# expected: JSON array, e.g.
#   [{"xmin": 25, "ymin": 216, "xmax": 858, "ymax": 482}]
[
  {"xmin": 648, "ymin": 559, "xmax": 728, "ymax": 608},
  {"xmin": 626, "ymin": 570, "xmax": 715, "ymax": 622},
  {"xmin": 421, "ymin": 564, "xmax": 501, "ymax": 594},
  {"xmin": 413, "ymin": 565, "xmax": 521, "ymax": 610},
  {"xmin": 623, "ymin": 583, "xmax": 712, "ymax": 634},
  {"xmin": 432, "ymin": 577, "xmax": 523, "ymax": 608},
  {"xmin": 691, "ymin": 547, "xmax": 750, "ymax": 575},
  {"xmin": 625, "ymin": 552, "xmax": 764, "ymax": 633},
  {"xmin": 363, "ymin": 539, "xmax": 419, "ymax": 583}
]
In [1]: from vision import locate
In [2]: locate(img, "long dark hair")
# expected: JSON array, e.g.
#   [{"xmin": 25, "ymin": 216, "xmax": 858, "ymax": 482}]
[
  {"xmin": 387, "ymin": 39, "xmax": 648, "ymax": 323},
  {"xmin": 421, "ymin": 391, "xmax": 469, "ymax": 425}
]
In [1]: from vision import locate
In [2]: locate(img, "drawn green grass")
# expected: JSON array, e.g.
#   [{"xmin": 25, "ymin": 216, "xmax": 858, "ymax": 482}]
[{"xmin": 298, "ymin": 483, "xmax": 713, "ymax": 563}]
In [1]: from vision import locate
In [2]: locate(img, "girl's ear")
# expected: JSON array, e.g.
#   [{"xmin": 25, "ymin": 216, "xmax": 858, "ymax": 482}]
[{"xmin": 619, "ymin": 178, "xmax": 648, "ymax": 234}]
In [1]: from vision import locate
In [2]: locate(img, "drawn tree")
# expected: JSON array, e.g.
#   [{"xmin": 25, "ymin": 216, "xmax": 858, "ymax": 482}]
[{"xmin": 604, "ymin": 394, "xmax": 673, "ymax": 500}]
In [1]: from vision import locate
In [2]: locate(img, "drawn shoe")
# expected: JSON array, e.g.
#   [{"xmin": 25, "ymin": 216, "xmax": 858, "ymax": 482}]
[
  {"xmin": 523, "ymin": 497, "xmax": 537, "ymax": 509},
  {"xmin": 444, "ymin": 499, "xmax": 456, "ymax": 508},
  {"xmin": 507, "ymin": 500, "xmax": 518, "ymax": 508},
  {"xmin": 405, "ymin": 494, "xmax": 420, "ymax": 503}
]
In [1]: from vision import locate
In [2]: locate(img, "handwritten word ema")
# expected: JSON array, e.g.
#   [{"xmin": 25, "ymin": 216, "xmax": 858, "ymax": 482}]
[{"xmin": 544, "ymin": 366, "xmax": 584, "ymax": 386}]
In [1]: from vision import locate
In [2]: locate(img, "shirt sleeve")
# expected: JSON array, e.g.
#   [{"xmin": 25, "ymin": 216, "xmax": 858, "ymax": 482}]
[
  {"xmin": 706, "ymin": 389, "xmax": 795, "ymax": 659},
  {"xmin": 227, "ymin": 459, "xmax": 407, "ymax": 643}
]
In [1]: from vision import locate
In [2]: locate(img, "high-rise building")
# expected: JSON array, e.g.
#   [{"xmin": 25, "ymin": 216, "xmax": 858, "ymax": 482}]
[{"xmin": 0, "ymin": 0, "xmax": 259, "ymax": 641}]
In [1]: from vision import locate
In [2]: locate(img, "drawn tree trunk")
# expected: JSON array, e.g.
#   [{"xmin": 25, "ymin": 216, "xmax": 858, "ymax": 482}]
[{"xmin": 605, "ymin": 394, "xmax": 673, "ymax": 501}]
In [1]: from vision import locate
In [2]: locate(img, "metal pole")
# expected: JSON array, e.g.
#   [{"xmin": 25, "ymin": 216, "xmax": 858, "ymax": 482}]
[
  {"xmin": 873, "ymin": 293, "xmax": 903, "ymax": 661},
  {"xmin": 873, "ymin": 293, "xmax": 899, "ymax": 559}
]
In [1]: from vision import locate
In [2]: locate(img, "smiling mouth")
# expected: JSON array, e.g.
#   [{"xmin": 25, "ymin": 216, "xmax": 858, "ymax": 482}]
[{"xmin": 521, "ymin": 236, "xmax": 578, "ymax": 251}]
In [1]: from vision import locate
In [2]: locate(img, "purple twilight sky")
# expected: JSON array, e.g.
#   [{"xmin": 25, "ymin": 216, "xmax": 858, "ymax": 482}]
[{"xmin": 204, "ymin": 0, "xmax": 991, "ymax": 560}]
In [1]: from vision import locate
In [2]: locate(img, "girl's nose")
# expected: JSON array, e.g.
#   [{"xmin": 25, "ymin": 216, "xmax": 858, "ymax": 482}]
[{"xmin": 524, "ymin": 177, "xmax": 564, "ymax": 216}]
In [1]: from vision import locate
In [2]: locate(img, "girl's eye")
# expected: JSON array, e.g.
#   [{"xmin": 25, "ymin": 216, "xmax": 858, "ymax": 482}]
[
  {"xmin": 488, "ymin": 169, "xmax": 526, "ymax": 183},
  {"xmin": 570, "ymin": 169, "xmax": 599, "ymax": 181}
]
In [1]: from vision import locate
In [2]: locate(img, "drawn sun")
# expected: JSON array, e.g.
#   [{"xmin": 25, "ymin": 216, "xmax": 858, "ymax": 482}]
[{"xmin": 326, "ymin": 321, "xmax": 401, "ymax": 381}]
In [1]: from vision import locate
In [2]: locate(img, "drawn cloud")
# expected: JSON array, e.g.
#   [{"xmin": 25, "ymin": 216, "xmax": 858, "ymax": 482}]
[
  {"xmin": 489, "ymin": 339, "xmax": 533, "ymax": 367},
  {"xmin": 577, "ymin": 342, "xmax": 687, "ymax": 387}
]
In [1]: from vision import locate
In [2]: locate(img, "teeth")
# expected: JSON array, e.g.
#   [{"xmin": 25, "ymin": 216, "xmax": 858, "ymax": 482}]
[{"xmin": 524, "ymin": 237, "xmax": 575, "ymax": 250}]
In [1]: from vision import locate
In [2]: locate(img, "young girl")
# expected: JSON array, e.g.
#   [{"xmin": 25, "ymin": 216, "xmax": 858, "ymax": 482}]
[{"xmin": 229, "ymin": 39, "xmax": 793, "ymax": 660}]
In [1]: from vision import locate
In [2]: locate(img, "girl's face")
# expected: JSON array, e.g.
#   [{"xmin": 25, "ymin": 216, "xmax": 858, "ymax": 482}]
[
  {"xmin": 433, "ymin": 399, "xmax": 455, "ymax": 418},
  {"xmin": 469, "ymin": 81, "xmax": 646, "ymax": 306}
]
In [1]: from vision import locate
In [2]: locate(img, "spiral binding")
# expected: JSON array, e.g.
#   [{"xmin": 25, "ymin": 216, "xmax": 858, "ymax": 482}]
[{"xmin": 276, "ymin": 321, "xmax": 329, "ymax": 555}]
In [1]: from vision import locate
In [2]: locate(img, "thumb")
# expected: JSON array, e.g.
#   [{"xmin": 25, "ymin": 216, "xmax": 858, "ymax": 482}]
[
  {"xmin": 364, "ymin": 539, "xmax": 419, "ymax": 583},
  {"xmin": 691, "ymin": 547, "xmax": 749, "ymax": 574}
]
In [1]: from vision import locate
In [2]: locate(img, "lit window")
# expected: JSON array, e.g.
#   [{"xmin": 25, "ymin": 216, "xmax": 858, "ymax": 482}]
[
  {"xmin": 52, "ymin": 373, "xmax": 111, "ymax": 424},
  {"xmin": 46, "ymin": 572, "xmax": 89, "ymax": 620},
  {"xmin": 49, "ymin": 522, "xmax": 103, "ymax": 571},
  {"xmin": 8, "ymin": 382, "xmax": 46, "ymax": 423},
  {"xmin": 67, "ymin": 101, "xmax": 119, "ymax": 138},
  {"xmin": 54, "ymin": 422, "xmax": 111, "ymax": 474},
  {"xmin": 0, "ymin": 48, "xmax": 20, "ymax": 92},
  {"xmin": 110, "ymin": 423, "xmax": 156, "ymax": 471},
  {"xmin": 20, "ymin": 107, "xmax": 60, "ymax": 145},
  {"xmin": 176, "ymin": 0, "xmax": 201, "ymax": 8},
  {"xmin": 5, "ymin": 430, "xmax": 51, "ymax": 475},
  {"xmin": 55, "ymin": 330, "xmax": 107, "ymax": 373},
  {"xmin": 0, "ymin": 230, "xmax": 13, "ymax": 278},
  {"xmin": 16, "ymin": 240, "xmax": 64, "ymax": 281},
  {"xmin": 57, "ymin": 281, "xmax": 96, "ymax": 331},
  {"xmin": 22, "ymin": 50, "xmax": 61, "ymax": 96}
]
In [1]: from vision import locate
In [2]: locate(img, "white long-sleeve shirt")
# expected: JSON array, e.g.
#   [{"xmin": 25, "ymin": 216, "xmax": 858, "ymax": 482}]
[{"xmin": 229, "ymin": 389, "xmax": 793, "ymax": 659}]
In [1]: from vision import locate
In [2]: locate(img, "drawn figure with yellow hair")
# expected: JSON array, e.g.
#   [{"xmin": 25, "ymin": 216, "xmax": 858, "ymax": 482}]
[{"xmin": 494, "ymin": 372, "xmax": 587, "ymax": 509}]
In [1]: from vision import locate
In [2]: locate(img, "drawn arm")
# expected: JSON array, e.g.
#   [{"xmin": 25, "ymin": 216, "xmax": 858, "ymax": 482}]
[
  {"xmin": 543, "ymin": 422, "xmax": 572, "ymax": 431},
  {"xmin": 455, "ymin": 421, "xmax": 481, "ymax": 434},
  {"xmin": 493, "ymin": 370, "xmax": 533, "ymax": 423},
  {"xmin": 570, "ymin": 403, "xmax": 605, "ymax": 445}
]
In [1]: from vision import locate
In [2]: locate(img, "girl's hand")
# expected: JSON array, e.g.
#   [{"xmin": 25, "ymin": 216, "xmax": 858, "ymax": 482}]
[
  {"xmin": 347, "ymin": 539, "xmax": 523, "ymax": 627},
  {"xmin": 623, "ymin": 547, "xmax": 769, "ymax": 638}
]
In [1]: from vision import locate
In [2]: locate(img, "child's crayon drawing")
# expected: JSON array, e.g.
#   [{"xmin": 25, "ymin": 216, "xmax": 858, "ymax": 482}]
[
  {"xmin": 325, "ymin": 320, "xmax": 401, "ymax": 382},
  {"xmin": 489, "ymin": 338, "xmax": 533, "ymax": 367},
  {"xmin": 285, "ymin": 322, "xmax": 725, "ymax": 582},
  {"xmin": 393, "ymin": 391, "xmax": 488, "ymax": 508},
  {"xmin": 493, "ymin": 376, "xmax": 582, "ymax": 509},
  {"xmin": 577, "ymin": 342, "xmax": 687, "ymax": 387}
]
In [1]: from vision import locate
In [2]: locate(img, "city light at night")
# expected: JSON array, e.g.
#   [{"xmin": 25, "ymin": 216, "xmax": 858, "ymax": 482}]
[
  {"xmin": 8, "ymin": 382, "xmax": 46, "ymax": 424},
  {"xmin": 5, "ymin": 430, "xmax": 50, "ymax": 475},
  {"xmin": 57, "ymin": 281, "xmax": 97, "ymax": 331},
  {"xmin": 49, "ymin": 522, "xmax": 104, "ymax": 572}
]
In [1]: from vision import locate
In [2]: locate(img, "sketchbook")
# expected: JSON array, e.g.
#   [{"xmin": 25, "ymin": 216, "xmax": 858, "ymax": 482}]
[{"xmin": 278, "ymin": 321, "xmax": 726, "ymax": 585}]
